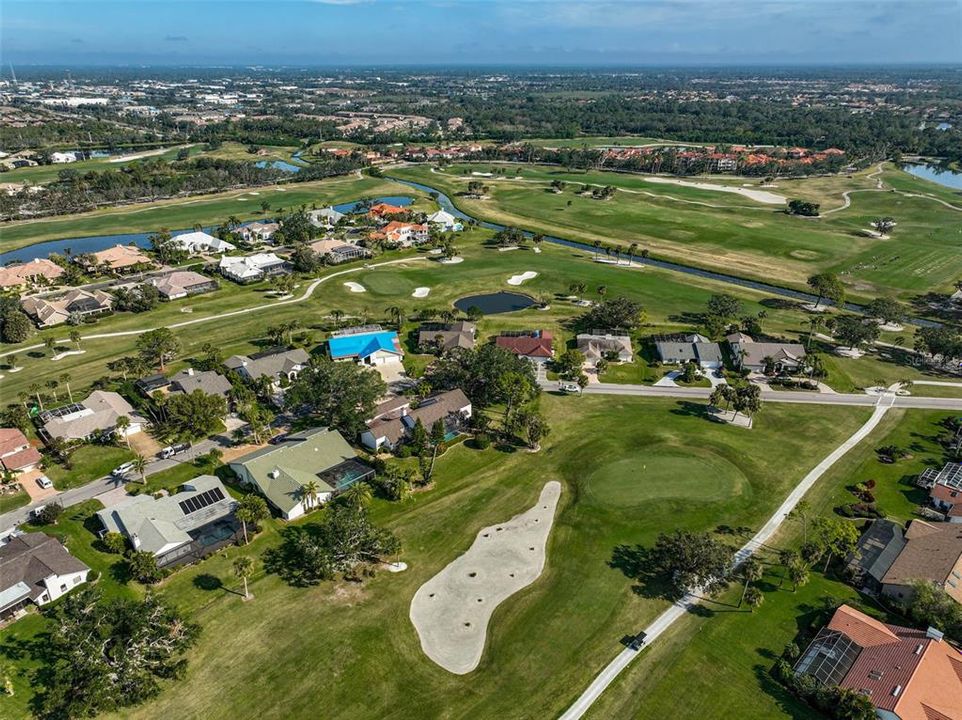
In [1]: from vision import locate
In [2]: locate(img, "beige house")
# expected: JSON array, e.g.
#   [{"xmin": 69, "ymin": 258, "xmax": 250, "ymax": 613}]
[
  {"xmin": 880, "ymin": 520, "xmax": 962, "ymax": 605},
  {"xmin": 86, "ymin": 244, "xmax": 153, "ymax": 273},
  {"xmin": 21, "ymin": 289, "xmax": 113, "ymax": 327},
  {"xmin": 0, "ymin": 259, "xmax": 65, "ymax": 290}
]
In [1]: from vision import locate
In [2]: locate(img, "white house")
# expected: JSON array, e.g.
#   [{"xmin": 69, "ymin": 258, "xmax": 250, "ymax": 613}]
[
  {"xmin": 307, "ymin": 207, "xmax": 346, "ymax": 228},
  {"xmin": 219, "ymin": 253, "xmax": 289, "ymax": 283},
  {"xmin": 0, "ymin": 533, "xmax": 89, "ymax": 619},
  {"xmin": 172, "ymin": 231, "xmax": 236, "ymax": 255},
  {"xmin": 50, "ymin": 151, "xmax": 79, "ymax": 164},
  {"xmin": 426, "ymin": 209, "xmax": 463, "ymax": 231}
]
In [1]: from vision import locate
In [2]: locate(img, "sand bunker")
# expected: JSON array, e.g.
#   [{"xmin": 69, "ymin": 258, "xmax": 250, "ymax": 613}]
[
  {"xmin": 410, "ymin": 481, "xmax": 561, "ymax": 675},
  {"xmin": 438, "ymin": 256, "xmax": 464, "ymax": 264},
  {"xmin": 343, "ymin": 281, "xmax": 366, "ymax": 293},
  {"xmin": 642, "ymin": 176, "xmax": 786, "ymax": 204},
  {"xmin": 507, "ymin": 271, "xmax": 538, "ymax": 286},
  {"xmin": 412, "ymin": 287, "xmax": 430, "ymax": 298}
]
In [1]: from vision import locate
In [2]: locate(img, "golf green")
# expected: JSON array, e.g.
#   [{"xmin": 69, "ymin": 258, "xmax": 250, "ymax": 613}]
[{"xmin": 585, "ymin": 448, "xmax": 747, "ymax": 507}]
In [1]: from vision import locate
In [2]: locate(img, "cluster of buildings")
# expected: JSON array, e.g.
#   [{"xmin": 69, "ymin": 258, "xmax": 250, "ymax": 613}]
[{"xmin": 596, "ymin": 144, "xmax": 849, "ymax": 174}]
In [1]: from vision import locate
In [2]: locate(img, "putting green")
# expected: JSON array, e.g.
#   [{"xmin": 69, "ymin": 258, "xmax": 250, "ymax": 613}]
[{"xmin": 585, "ymin": 447, "xmax": 747, "ymax": 507}]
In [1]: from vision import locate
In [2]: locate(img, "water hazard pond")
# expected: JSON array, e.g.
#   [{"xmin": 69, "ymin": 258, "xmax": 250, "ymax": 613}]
[{"xmin": 454, "ymin": 292, "xmax": 537, "ymax": 315}]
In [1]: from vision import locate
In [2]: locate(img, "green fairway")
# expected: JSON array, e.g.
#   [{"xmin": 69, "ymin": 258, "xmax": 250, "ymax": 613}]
[
  {"xmin": 390, "ymin": 163, "xmax": 962, "ymax": 301},
  {"xmin": 1, "ymin": 174, "xmax": 429, "ymax": 252},
  {"xmin": 63, "ymin": 395, "xmax": 862, "ymax": 720},
  {"xmin": 585, "ymin": 449, "xmax": 747, "ymax": 507}
]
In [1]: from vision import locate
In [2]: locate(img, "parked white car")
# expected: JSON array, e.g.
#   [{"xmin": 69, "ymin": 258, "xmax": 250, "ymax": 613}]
[
  {"xmin": 35, "ymin": 475, "xmax": 53, "ymax": 490},
  {"xmin": 111, "ymin": 462, "xmax": 135, "ymax": 478}
]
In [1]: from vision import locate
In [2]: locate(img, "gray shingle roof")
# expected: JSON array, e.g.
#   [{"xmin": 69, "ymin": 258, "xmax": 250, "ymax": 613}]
[{"xmin": 0, "ymin": 533, "xmax": 88, "ymax": 603}]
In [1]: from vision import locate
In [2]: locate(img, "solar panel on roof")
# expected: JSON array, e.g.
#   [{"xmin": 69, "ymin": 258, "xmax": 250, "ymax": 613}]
[{"xmin": 178, "ymin": 486, "xmax": 226, "ymax": 515}]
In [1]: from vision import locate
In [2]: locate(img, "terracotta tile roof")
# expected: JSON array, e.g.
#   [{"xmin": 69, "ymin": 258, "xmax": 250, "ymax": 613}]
[
  {"xmin": 828, "ymin": 605, "xmax": 899, "ymax": 646},
  {"xmin": 368, "ymin": 203, "xmax": 406, "ymax": 217},
  {"xmin": 91, "ymin": 244, "xmax": 152, "ymax": 269},
  {"xmin": 0, "ymin": 428, "xmax": 30, "ymax": 457},
  {"xmin": 0, "ymin": 258, "xmax": 64, "ymax": 288},
  {"xmin": 496, "ymin": 331, "xmax": 553, "ymax": 358},
  {"xmin": 1, "ymin": 446, "xmax": 43, "ymax": 472}
]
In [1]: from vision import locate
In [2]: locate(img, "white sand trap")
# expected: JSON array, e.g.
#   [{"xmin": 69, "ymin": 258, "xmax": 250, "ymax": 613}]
[
  {"xmin": 248, "ymin": 191, "xmax": 260, "ymax": 196},
  {"xmin": 498, "ymin": 246, "xmax": 521, "ymax": 252},
  {"xmin": 51, "ymin": 349, "xmax": 86, "ymax": 361},
  {"xmin": 412, "ymin": 287, "xmax": 430, "ymax": 298},
  {"xmin": 275, "ymin": 188, "xmax": 287, "ymax": 192},
  {"xmin": 532, "ymin": 247, "xmax": 541, "ymax": 253},
  {"xmin": 410, "ymin": 481, "xmax": 561, "ymax": 674},
  {"xmin": 507, "ymin": 271, "xmax": 538, "ymax": 286},
  {"xmin": 237, "ymin": 198, "xmax": 248, "ymax": 202},
  {"xmin": 438, "ymin": 256, "xmax": 464, "ymax": 264},
  {"xmin": 836, "ymin": 347, "xmax": 864, "ymax": 358},
  {"xmin": 344, "ymin": 281, "xmax": 366, "ymax": 293},
  {"xmin": 642, "ymin": 176, "xmax": 786, "ymax": 204}
]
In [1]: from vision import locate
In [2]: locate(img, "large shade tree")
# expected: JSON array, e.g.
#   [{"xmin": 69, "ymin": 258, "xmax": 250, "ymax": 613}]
[{"xmin": 284, "ymin": 357, "xmax": 386, "ymax": 436}]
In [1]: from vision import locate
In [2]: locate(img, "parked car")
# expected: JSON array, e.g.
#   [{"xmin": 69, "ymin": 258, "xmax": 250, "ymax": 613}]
[
  {"xmin": 35, "ymin": 475, "xmax": 53, "ymax": 490},
  {"xmin": 111, "ymin": 461, "xmax": 135, "ymax": 478},
  {"xmin": 158, "ymin": 443, "xmax": 190, "ymax": 459},
  {"xmin": 558, "ymin": 381, "xmax": 581, "ymax": 393},
  {"xmin": 30, "ymin": 505, "xmax": 47, "ymax": 519},
  {"xmin": 628, "ymin": 632, "xmax": 647, "ymax": 651}
]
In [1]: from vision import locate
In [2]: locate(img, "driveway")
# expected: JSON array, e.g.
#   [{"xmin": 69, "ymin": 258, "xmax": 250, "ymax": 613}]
[{"xmin": 19, "ymin": 470, "xmax": 58, "ymax": 503}]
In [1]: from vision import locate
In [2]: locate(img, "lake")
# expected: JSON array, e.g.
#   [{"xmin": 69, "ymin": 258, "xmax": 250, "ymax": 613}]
[
  {"xmin": 0, "ymin": 196, "xmax": 416, "ymax": 265},
  {"xmin": 254, "ymin": 159, "xmax": 304, "ymax": 173},
  {"xmin": 454, "ymin": 292, "xmax": 537, "ymax": 315},
  {"xmin": 903, "ymin": 163, "xmax": 962, "ymax": 190}
]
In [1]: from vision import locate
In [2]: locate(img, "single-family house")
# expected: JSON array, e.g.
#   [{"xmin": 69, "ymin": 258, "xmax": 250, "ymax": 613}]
[
  {"xmin": 95, "ymin": 475, "xmax": 241, "ymax": 568},
  {"xmin": 0, "ymin": 533, "xmax": 89, "ymax": 619},
  {"xmin": 577, "ymin": 332, "xmax": 633, "ymax": 364},
  {"xmin": 328, "ymin": 327, "xmax": 404, "ymax": 367},
  {"xmin": 230, "ymin": 427, "xmax": 373, "ymax": 520},
  {"xmin": 237, "ymin": 221, "xmax": 279, "ymax": 244},
  {"xmin": 85, "ymin": 244, "xmax": 152, "ymax": 273},
  {"xmin": 21, "ymin": 289, "xmax": 113, "ymax": 327},
  {"xmin": 368, "ymin": 203, "xmax": 407, "ymax": 220},
  {"xmin": 171, "ymin": 230, "xmax": 236, "ymax": 255},
  {"xmin": 381, "ymin": 221, "xmax": 429, "ymax": 246},
  {"xmin": 794, "ymin": 604, "xmax": 962, "ymax": 720},
  {"xmin": 225, "ymin": 347, "xmax": 309, "ymax": 386},
  {"xmin": 219, "ymin": 253, "xmax": 290, "ymax": 283},
  {"xmin": 308, "ymin": 239, "xmax": 371, "ymax": 264},
  {"xmin": 39, "ymin": 390, "xmax": 145, "ymax": 443},
  {"xmin": 727, "ymin": 333, "xmax": 806, "ymax": 373},
  {"xmin": 653, "ymin": 334, "xmax": 723, "ymax": 369},
  {"xmin": 169, "ymin": 368, "xmax": 232, "ymax": 400},
  {"xmin": 426, "ymin": 210, "xmax": 463, "ymax": 231},
  {"xmin": 951, "ymin": 289, "xmax": 962, "ymax": 307},
  {"xmin": 846, "ymin": 519, "xmax": 906, "ymax": 595},
  {"xmin": 0, "ymin": 259, "xmax": 65, "ymax": 290},
  {"xmin": 417, "ymin": 321, "xmax": 476, "ymax": 352},
  {"xmin": 134, "ymin": 373, "xmax": 172, "ymax": 397},
  {"xmin": 361, "ymin": 389, "xmax": 472, "ymax": 451},
  {"xmin": 0, "ymin": 428, "xmax": 43, "ymax": 473},
  {"xmin": 50, "ymin": 151, "xmax": 78, "ymax": 163},
  {"xmin": 307, "ymin": 206, "xmax": 346, "ymax": 228},
  {"xmin": 147, "ymin": 270, "xmax": 218, "ymax": 300},
  {"xmin": 496, "ymin": 330, "xmax": 554, "ymax": 363},
  {"xmin": 920, "ymin": 463, "xmax": 962, "ymax": 522},
  {"xmin": 877, "ymin": 520, "xmax": 962, "ymax": 605}
]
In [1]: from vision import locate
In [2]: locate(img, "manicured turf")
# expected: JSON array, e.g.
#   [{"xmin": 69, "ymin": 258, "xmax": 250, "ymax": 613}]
[
  {"xmin": 1, "ymin": 175, "xmax": 430, "ymax": 251},
  {"xmin": 390, "ymin": 163, "xmax": 962, "ymax": 301},
  {"xmin": 44, "ymin": 445, "xmax": 134, "ymax": 490},
  {"xmin": 71, "ymin": 395, "xmax": 867, "ymax": 720},
  {"xmin": 0, "ymin": 487, "xmax": 30, "ymax": 513}
]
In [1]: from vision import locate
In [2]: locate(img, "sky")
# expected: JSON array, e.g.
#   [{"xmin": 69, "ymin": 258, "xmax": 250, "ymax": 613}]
[{"xmin": 2, "ymin": 0, "xmax": 961, "ymax": 67}]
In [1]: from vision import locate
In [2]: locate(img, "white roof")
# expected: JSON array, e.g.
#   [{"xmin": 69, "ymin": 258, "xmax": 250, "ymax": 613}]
[
  {"xmin": 219, "ymin": 253, "xmax": 284, "ymax": 278},
  {"xmin": 427, "ymin": 210, "xmax": 457, "ymax": 224},
  {"xmin": 172, "ymin": 231, "xmax": 235, "ymax": 253}
]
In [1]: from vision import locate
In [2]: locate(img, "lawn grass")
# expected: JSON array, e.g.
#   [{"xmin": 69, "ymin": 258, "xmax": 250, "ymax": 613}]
[
  {"xmin": 1, "ymin": 174, "xmax": 429, "ymax": 252},
  {"xmin": 44, "ymin": 445, "xmax": 134, "ymax": 490},
  {"xmin": 391, "ymin": 163, "xmax": 962, "ymax": 301},
  {"xmin": 0, "ymin": 487, "xmax": 31, "ymax": 513},
  {"xmin": 124, "ymin": 456, "xmax": 221, "ymax": 496},
  {"xmin": 583, "ymin": 407, "xmax": 948, "ymax": 720},
  {"xmin": 908, "ymin": 383, "xmax": 962, "ymax": 398},
  {"xmin": 65, "ymin": 395, "xmax": 868, "ymax": 720}
]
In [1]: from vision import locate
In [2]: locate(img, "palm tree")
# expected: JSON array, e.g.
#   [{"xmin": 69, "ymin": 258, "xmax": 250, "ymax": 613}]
[
  {"xmin": 738, "ymin": 557, "xmax": 763, "ymax": 607},
  {"xmin": 744, "ymin": 586, "xmax": 763, "ymax": 612},
  {"xmin": 592, "ymin": 240, "xmax": 602, "ymax": 258},
  {"xmin": 29, "ymin": 383, "xmax": 44, "ymax": 411},
  {"xmin": 597, "ymin": 285, "xmax": 608, "ymax": 300},
  {"xmin": 301, "ymin": 480, "xmax": 321, "ymax": 511},
  {"xmin": 6, "ymin": 353, "xmax": 18, "ymax": 371},
  {"xmin": 131, "ymin": 454, "xmax": 148, "ymax": 485},
  {"xmin": 70, "ymin": 330, "xmax": 82, "ymax": 349},
  {"xmin": 385, "ymin": 305, "xmax": 403, "ymax": 330},
  {"xmin": 116, "ymin": 416, "xmax": 131, "ymax": 448},
  {"xmin": 233, "ymin": 556, "xmax": 255, "ymax": 601},
  {"xmin": 806, "ymin": 316, "xmax": 823, "ymax": 350},
  {"xmin": 59, "ymin": 373, "xmax": 73, "ymax": 402},
  {"xmin": 44, "ymin": 337, "xmax": 56, "ymax": 356},
  {"xmin": 235, "ymin": 494, "xmax": 269, "ymax": 545},
  {"xmin": 330, "ymin": 309, "xmax": 344, "ymax": 328},
  {"xmin": 342, "ymin": 482, "xmax": 372, "ymax": 508},
  {"xmin": 627, "ymin": 242, "xmax": 638, "ymax": 266},
  {"xmin": 45, "ymin": 379, "xmax": 59, "ymax": 401},
  {"xmin": 788, "ymin": 499, "xmax": 811, "ymax": 544}
]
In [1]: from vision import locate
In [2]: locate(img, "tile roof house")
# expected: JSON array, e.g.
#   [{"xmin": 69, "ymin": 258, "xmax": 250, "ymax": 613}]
[
  {"xmin": 417, "ymin": 321, "xmax": 477, "ymax": 352},
  {"xmin": 381, "ymin": 221, "xmax": 429, "ymax": 246},
  {"xmin": 147, "ymin": 270, "xmax": 218, "ymax": 300},
  {"xmin": 169, "ymin": 368, "xmax": 233, "ymax": 399},
  {"xmin": 21, "ymin": 289, "xmax": 113, "ymax": 327},
  {"xmin": 87, "ymin": 244, "xmax": 153, "ymax": 272},
  {"xmin": 96, "ymin": 475, "xmax": 241, "ymax": 568},
  {"xmin": 496, "ymin": 330, "xmax": 554, "ymax": 363},
  {"xmin": 0, "ymin": 258, "xmax": 65, "ymax": 290},
  {"xmin": 171, "ymin": 230, "xmax": 236, "ymax": 255},
  {"xmin": 361, "ymin": 389, "xmax": 472, "ymax": 451},
  {"xmin": 39, "ymin": 390, "xmax": 145, "ymax": 443},
  {"xmin": 0, "ymin": 428, "xmax": 43, "ymax": 473},
  {"xmin": 219, "ymin": 252, "xmax": 290, "ymax": 283},
  {"xmin": 225, "ymin": 347, "xmax": 309, "ymax": 386},
  {"xmin": 727, "ymin": 333, "xmax": 806, "ymax": 373},
  {"xmin": 328, "ymin": 327, "xmax": 404, "ymax": 367},
  {"xmin": 368, "ymin": 203, "xmax": 407, "ymax": 219},
  {"xmin": 794, "ymin": 604, "xmax": 962, "ymax": 720},
  {"xmin": 307, "ymin": 206, "xmax": 346, "ymax": 228},
  {"xmin": 880, "ymin": 520, "xmax": 962, "ymax": 605},
  {"xmin": 308, "ymin": 239, "xmax": 371, "ymax": 264},
  {"xmin": 921, "ymin": 463, "xmax": 962, "ymax": 522},
  {"xmin": 229, "ymin": 427, "xmax": 373, "ymax": 520},
  {"xmin": 654, "ymin": 333, "xmax": 723, "ymax": 369},
  {"xmin": 0, "ymin": 533, "xmax": 89, "ymax": 619},
  {"xmin": 237, "ymin": 221, "xmax": 280, "ymax": 244},
  {"xmin": 577, "ymin": 332, "xmax": 633, "ymax": 364}
]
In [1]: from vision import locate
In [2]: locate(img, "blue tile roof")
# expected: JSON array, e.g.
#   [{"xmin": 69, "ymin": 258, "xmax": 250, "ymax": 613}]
[{"xmin": 328, "ymin": 331, "xmax": 403, "ymax": 360}]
